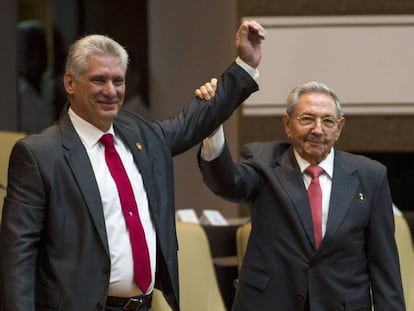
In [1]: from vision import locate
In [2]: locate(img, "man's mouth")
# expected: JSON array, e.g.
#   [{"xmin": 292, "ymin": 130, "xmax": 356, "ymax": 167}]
[{"xmin": 307, "ymin": 139, "xmax": 323, "ymax": 145}]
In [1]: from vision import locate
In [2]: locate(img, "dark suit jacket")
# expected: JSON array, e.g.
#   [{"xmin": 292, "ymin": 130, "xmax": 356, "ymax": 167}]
[
  {"xmin": 0, "ymin": 63, "xmax": 258, "ymax": 311},
  {"xmin": 198, "ymin": 141, "xmax": 405, "ymax": 311}
]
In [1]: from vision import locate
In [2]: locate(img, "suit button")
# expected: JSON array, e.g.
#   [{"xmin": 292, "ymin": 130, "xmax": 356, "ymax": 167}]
[
  {"xmin": 297, "ymin": 293, "xmax": 305, "ymax": 301},
  {"xmin": 96, "ymin": 302, "xmax": 104, "ymax": 310}
]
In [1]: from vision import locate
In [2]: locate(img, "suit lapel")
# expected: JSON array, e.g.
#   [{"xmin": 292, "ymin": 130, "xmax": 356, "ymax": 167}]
[
  {"xmin": 273, "ymin": 148, "xmax": 359, "ymax": 251},
  {"xmin": 60, "ymin": 115, "xmax": 110, "ymax": 256},
  {"xmin": 274, "ymin": 148, "xmax": 316, "ymax": 247},
  {"xmin": 321, "ymin": 151, "xmax": 359, "ymax": 249}
]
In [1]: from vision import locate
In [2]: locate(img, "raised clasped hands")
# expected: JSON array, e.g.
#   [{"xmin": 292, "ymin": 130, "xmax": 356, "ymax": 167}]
[
  {"xmin": 236, "ymin": 20, "xmax": 266, "ymax": 69},
  {"xmin": 195, "ymin": 78, "xmax": 217, "ymax": 100},
  {"xmin": 194, "ymin": 21, "xmax": 265, "ymax": 100}
]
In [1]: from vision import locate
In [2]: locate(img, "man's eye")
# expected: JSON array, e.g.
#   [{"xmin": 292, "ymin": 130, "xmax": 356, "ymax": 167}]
[
  {"xmin": 113, "ymin": 80, "xmax": 124, "ymax": 86},
  {"xmin": 91, "ymin": 78, "xmax": 105, "ymax": 84},
  {"xmin": 322, "ymin": 118, "xmax": 336, "ymax": 128},
  {"xmin": 301, "ymin": 116, "xmax": 315, "ymax": 123}
]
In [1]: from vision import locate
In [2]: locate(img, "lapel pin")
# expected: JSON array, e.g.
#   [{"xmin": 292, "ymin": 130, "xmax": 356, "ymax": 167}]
[
  {"xmin": 359, "ymin": 193, "xmax": 364, "ymax": 201},
  {"xmin": 135, "ymin": 142, "xmax": 143, "ymax": 150}
]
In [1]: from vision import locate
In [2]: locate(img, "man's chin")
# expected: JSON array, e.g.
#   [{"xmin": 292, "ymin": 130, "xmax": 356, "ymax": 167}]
[
  {"xmin": 303, "ymin": 147, "xmax": 327, "ymax": 162},
  {"xmin": 97, "ymin": 110, "xmax": 119, "ymax": 123},
  {"xmin": 99, "ymin": 103, "xmax": 119, "ymax": 112},
  {"xmin": 99, "ymin": 104, "xmax": 119, "ymax": 114}
]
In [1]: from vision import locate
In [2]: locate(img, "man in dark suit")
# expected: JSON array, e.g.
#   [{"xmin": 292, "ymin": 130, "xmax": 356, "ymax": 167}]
[
  {"xmin": 0, "ymin": 21, "xmax": 265, "ymax": 311},
  {"xmin": 197, "ymin": 81, "xmax": 406, "ymax": 310}
]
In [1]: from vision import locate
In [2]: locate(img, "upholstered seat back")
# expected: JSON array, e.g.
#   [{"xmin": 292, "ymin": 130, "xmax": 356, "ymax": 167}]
[
  {"xmin": 394, "ymin": 214, "xmax": 414, "ymax": 310},
  {"xmin": 0, "ymin": 131, "xmax": 26, "ymax": 221},
  {"xmin": 150, "ymin": 222, "xmax": 226, "ymax": 311}
]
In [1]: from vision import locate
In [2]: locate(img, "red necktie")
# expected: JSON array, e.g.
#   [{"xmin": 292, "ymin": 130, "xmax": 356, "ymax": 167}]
[
  {"xmin": 100, "ymin": 133, "xmax": 151, "ymax": 293},
  {"xmin": 305, "ymin": 165, "xmax": 324, "ymax": 249}
]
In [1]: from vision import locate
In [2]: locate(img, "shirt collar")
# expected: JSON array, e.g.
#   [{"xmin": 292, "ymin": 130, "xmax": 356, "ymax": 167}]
[
  {"xmin": 68, "ymin": 107, "xmax": 115, "ymax": 148},
  {"xmin": 293, "ymin": 147, "xmax": 334, "ymax": 179}
]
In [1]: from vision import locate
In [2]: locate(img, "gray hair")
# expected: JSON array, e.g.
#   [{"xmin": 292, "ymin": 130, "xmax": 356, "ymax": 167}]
[
  {"xmin": 286, "ymin": 81, "xmax": 343, "ymax": 118},
  {"xmin": 65, "ymin": 34, "xmax": 129, "ymax": 79}
]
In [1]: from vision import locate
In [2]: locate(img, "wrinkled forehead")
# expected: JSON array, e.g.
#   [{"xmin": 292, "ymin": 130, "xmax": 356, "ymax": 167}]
[
  {"xmin": 295, "ymin": 92, "xmax": 338, "ymax": 115},
  {"xmin": 83, "ymin": 53, "xmax": 126, "ymax": 75}
]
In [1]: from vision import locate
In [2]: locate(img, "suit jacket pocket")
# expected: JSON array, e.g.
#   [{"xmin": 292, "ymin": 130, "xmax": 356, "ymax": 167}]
[
  {"xmin": 36, "ymin": 283, "xmax": 59, "ymax": 309},
  {"xmin": 344, "ymin": 292, "xmax": 371, "ymax": 310},
  {"xmin": 239, "ymin": 267, "xmax": 270, "ymax": 291}
]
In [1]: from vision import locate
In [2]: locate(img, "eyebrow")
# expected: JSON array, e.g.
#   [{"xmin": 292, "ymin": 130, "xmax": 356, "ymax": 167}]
[{"xmin": 299, "ymin": 113, "xmax": 338, "ymax": 118}]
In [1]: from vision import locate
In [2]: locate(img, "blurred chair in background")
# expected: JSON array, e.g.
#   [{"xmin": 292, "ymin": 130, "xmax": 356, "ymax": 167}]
[
  {"xmin": 150, "ymin": 289, "xmax": 171, "ymax": 311},
  {"xmin": 394, "ymin": 213, "xmax": 414, "ymax": 310},
  {"xmin": 236, "ymin": 222, "xmax": 251, "ymax": 270},
  {"xmin": 0, "ymin": 187, "xmax": 6, "ymax": 218},
  {"xmin": 0, "ymin": 131, "xmax": 26, "ymax": 221},
  {"xmin": 150, "ymin": 221, "xmax": 226, "ymax": 311},
  {"xmin": 176, "ymin": 221, "xmax": 226, "ymax": 311}
]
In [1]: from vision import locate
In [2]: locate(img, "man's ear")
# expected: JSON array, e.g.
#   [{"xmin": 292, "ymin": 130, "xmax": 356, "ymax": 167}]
[
  {"xmin": 64, "ymin": 73, "xmax": 75, "ymax": 95},
  {"xmin": 282, "ymin": 113, "xmax": 291, "ymax": 138},
  {"xmin": 335, "ymin": 117, "xmax": 346, "ymax": 141}
]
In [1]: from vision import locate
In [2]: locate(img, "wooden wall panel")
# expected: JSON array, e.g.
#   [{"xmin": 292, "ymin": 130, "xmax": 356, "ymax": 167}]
[
  {"xmin": 240, "ymin": 115, "xmax": 414, "ymax": 152},
  {"xmin": 239, "ymin": 0, "xmax": 414, "ymax": 16}
]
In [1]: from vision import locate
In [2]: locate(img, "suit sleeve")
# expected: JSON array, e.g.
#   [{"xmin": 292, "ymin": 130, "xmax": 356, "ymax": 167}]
[
  {"xmin": 0, "ymin": 141, "xmax": 47, "ymax": 311},
  {"xmin": 198, "ymin": 141, "xmax": 261, "ymax": 203},
  {"xmin": 367, "ymin": 167, "xmax": 406, "ymax": 310},
  {"xmin": 152, "ymin": 62, "xmax": 259, "ymax": 156}
]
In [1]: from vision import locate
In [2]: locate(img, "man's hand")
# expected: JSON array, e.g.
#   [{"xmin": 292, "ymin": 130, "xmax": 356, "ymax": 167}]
[
  {"xmin": 195, "ymin": 78, "xmax": 218, "ymax": 100},
  {"xmin": 236, "ymin": 20, "xmax": 266, "ymax": 69}
]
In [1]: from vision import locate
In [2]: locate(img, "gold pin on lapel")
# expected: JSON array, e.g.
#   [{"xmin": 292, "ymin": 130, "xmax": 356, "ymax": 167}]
[
  {"xmin": 135, "ymin": 142, "xmax": 143, "ymax": 150},
  {"xmin": 359, "ymin": 193, "xmax": 364, "ymax": 201}
]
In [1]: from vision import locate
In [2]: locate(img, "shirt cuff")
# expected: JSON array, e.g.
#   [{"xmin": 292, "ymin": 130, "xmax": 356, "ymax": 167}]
[
  {"xmin": 201, "ymin": 125, "xmax": 225, "ymax": 161},
  {"xmin": 235, "ymin": 57, "xmax": 259, "ymax": 80}
]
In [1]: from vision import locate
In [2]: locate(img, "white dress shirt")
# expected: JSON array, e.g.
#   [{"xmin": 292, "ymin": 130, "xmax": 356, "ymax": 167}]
[{"xmin": 68, "ymin": 108, "xmax": 156, "ymax": 297}]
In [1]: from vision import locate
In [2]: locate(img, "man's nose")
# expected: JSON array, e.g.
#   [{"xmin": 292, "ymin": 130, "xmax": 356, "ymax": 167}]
[
  {"xmin": 103, "ymin": 81, "xmax": 116, "ymax": 95},
  {"xmin": 311, "ymin": 118, "xmax": 324, "ymax": 132}
]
